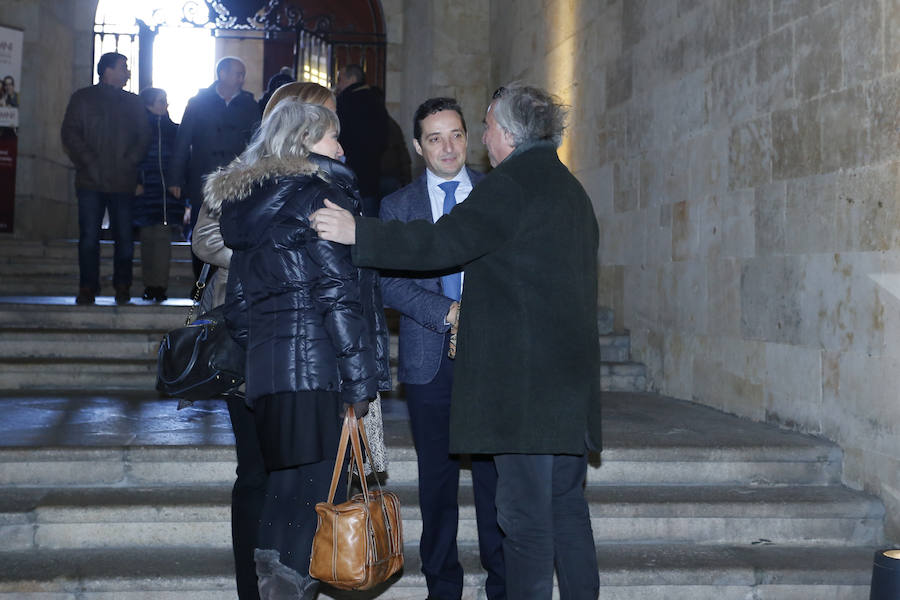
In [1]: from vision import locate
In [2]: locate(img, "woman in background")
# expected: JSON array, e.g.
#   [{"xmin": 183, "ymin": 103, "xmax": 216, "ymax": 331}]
[{"xmin": 133, "ymin": 87, "xmax": 182, "ymax": 301}]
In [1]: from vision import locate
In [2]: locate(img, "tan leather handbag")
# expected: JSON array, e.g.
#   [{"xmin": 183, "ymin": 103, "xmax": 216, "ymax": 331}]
[{"xmin": 309, "ymin": 407, "xmax": 403, "ymax": 590}]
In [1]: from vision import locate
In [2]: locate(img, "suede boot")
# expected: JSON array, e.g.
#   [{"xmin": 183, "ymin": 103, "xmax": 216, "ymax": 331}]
[{"xmin": 254, "ymin": 549, "xmax": 318, "ymax": 600}]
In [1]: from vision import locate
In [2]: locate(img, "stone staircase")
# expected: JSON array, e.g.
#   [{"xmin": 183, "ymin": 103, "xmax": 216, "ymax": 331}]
[
  {"xmin": 0, "ymin": 238, "xmax": 196, "ymax": 297},
  {"xmin": 0, "ymin": 239, "xmax": 649, "ymax": 393},
  {"xmin": 0, "ymin": 238, "xmax": 885, "ymax": 598},
  {"xmin": 0, "ymin": 392, "xmax": 884, "ymax": 599}
]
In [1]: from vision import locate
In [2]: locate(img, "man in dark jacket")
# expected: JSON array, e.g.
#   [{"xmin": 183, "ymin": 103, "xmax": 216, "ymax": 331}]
[
  {"xmin": 379, "ymin": 97, "xmax": 505, "ymax": 600},
  {"xmin": 168, "ymin": 56, "xmax": 259, "ymax": 273},
  {"xmin": 334, "ymin": 64, "xmax": 388, "ymax": 216},
  {"xmin": 61, "ymin": 52, "xmax": 151, "ymax": 305},
  {"xmin": 311, "ymin": 83, "xmax": 602, "ymax": 599}
]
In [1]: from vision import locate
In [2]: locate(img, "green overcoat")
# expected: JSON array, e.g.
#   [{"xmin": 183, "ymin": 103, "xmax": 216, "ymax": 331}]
[{"xmin": 353, "ymin": 141, "xmax": 601, "ymax": 455}]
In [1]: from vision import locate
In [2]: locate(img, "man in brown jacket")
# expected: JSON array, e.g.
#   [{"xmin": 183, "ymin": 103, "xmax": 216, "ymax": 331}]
[{"xmin": 61, "ymin": 52, "xmax": 150, "ymax": 305}]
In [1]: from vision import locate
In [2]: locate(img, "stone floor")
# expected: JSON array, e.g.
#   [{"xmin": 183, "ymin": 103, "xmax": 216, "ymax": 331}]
[{"xmin": 0, "ymin": 389, "xmax": 831, "ymax": 455}]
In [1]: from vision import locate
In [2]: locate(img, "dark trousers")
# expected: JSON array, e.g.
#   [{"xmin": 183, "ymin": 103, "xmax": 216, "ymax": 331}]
[
  {"xmin": 405, "ymin": 342, "xmax": 506, "ymax": 600},
  {"xmin": 76, "ymin": 190, "xmax": 133, "ymax": 291},
  {"xmin": 138, "ymin": 224, "xmax": 176, "ymax": 288},
  {"xmin": 493, "ymin": 453, "xmax": 599, "ymax": 600},
  {"xmin": 225, "ymin": 395, "xmax": 268, "ymax": 600}
]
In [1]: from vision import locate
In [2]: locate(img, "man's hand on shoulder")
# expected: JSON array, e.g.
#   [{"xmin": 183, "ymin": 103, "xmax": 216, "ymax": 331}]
[{"xmin": 310, "ymin": 199, "xmax": 357, "ymax": 245}]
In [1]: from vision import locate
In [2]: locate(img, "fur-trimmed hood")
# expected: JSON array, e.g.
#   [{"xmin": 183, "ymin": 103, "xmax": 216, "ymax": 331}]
[{"xmin": 203, "ymin": 154, "xmax": 318, "ymax": 214}]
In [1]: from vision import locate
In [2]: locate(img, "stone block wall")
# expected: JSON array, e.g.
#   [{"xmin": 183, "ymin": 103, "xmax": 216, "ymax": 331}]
[
  {"xmin": 398, "ymin": 0, "xmax": 491, "ymax": 174},
  {"xmin": 2, "ymin": 0, "xmax": 95, "ymax": 239},
  {"xmin": 489, "ymin": 0, "xmax": 900, "ymax": 540}
]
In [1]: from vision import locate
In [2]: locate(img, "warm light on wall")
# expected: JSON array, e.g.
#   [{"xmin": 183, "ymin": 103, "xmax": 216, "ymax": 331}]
[{"xmin": 545, "ymin": 0, "xmax": 577, "ymax": 168}]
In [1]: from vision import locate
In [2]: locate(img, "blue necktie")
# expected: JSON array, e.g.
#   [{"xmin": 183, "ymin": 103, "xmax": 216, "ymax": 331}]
[{"xmin": 439, "ymin": 180, "xmax": 461, "ymax": 301}]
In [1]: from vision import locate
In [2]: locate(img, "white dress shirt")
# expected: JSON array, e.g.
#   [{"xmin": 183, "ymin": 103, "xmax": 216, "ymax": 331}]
[
  {"xmin": 425, "ymin": 167, "xmax": 472, "ymax": 296},
  {"xmin": 426, "ymin": 167, "xmax": 473, "ymax": 223}
]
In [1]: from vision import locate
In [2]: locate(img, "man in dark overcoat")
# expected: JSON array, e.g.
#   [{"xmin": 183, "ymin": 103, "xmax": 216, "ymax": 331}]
[
  {"xmin": 379, "ymin": 97, "xmax": 505, "ymax": 600},
  {"xmin": 311, "ymin": 83, "xmax": 602, "ymax": 599},
  {"xmin": 334, "ymin": 64, "xmax": 388, "ymax": 216},
  {"xmin": 168, "ymin": 56, "xmax": 259, "ymax": 266},
  {"xmin": 167, "ymin": 55, "xmax": 260, "ymax": 599}
]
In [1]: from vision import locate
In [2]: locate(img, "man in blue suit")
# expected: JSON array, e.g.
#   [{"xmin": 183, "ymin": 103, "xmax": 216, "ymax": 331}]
[{"xmin": 379, "ymin": 97, "xmax": 505, "ymax": 600}]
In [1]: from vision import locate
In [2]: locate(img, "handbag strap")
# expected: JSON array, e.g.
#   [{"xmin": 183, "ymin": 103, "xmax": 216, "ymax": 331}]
[
  {"xmin": 184, "ymin": 263, "xmax": 212, "ymax": 326},
  {"xmin": 326, "ymin": 409, "xmax": 353, "ymax": 503},
  {"xmin": 326, "ymin": 406, "xmax": 381, "ymax": 504}
]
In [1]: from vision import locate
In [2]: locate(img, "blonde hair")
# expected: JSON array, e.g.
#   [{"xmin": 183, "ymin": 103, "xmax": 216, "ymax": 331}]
[
  {"xmin": 239, "ymin": 99, "xmax": 339, "ymax": 164},
  {"xmin": 262, "ymin": 82, "xmax": 335, "ymax": 119}
]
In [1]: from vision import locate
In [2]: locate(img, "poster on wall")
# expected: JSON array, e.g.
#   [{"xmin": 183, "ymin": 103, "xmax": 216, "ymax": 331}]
[
  {"xmin": 0, "ymin": 24, "xmax": 22, "ymax": 233},
  {"xmin": 0, "ymin": 25, "xmax": 22, "ymax": 127}
]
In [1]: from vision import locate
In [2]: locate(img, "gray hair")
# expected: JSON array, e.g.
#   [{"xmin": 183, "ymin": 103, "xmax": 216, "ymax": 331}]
[
  {"xmin": 239, "ymin": 99, "xmax": 340, "ymax": 164},
  {"xmin": 490, "ymin": 83, "xmax": 568, "ymax": 147}
]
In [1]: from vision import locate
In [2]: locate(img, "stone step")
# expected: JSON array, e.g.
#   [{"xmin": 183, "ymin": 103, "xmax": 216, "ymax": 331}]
[
  {"xmin": 0, "ymin": 240, "xmax": 198, "ymax": 296},
  {"xmin": 0, "ymin": 363, "xmax": 638, "ymax": 393},
  {"xmin": 0, "ymin": 276, "xmax": 199, "ymax": 297},
  {"xmin": 599, "ymin": 333, "xmax": 631, "ymax": 362},
  {"xmin": 0, "ymin": 392, "xmax": 847, "ymax": 487},
  {"xmin": 0, "ymin": 264, "xmax": 194, "ymax": 287},
  {"xmin": 0, "ymin": 326, "xmax": 403, "ymax": 361},
  {"xmin": 598, "ymin": 306, "xmax": 614, "ymax": 335},
  {"xmin": 0, "ymin": 252, "xmax": 192, "ymax": 276},
  {"xmin": 0, "ymin": 299, "xmax": 642, "ymax": 392},
  {"xmin": 0, "ymin": 239, "xmax": 195, "ymax": 262},
  {"xmin": 0, "ymin": 331, "xmax": 164, "ymax": 359},
  {"xmin": 0, "ymin": 359, "xmax": 160, "ymax": 391},
  {"xmin": 0, "ymin": 444, "xmax": 845, "ymax": 489},
  {"xmin": 0, "ymin": 299, "xmax": 191, "ymax": 330},
  {"xmin": 0, "ymin": 360, "xmax": 402, "ymax": 393},
  {"xmin": 0, "ymin": 433, "xmax": 845, "ymax": 491},
  {"xmin": 601, "ymin": 361, "xmax": 647, "ymax": 391},
  {"xmin": 0, "ymin": 544, "xmax": 877, "ymax": 599},
  {"xmin": 0, "ymin": 482, "xmax": 883, "ymax": 551}
]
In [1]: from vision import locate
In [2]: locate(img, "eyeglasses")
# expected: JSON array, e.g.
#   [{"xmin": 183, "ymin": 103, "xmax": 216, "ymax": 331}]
[{"xmin": 492, "ymin": 86, "xmax": 506, "ymax": 99}]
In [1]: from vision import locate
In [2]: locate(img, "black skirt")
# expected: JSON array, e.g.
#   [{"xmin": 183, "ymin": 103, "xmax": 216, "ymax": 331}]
[{"xmin": 253, "ymin": 390, "xmax": 342, "ymax": 472}]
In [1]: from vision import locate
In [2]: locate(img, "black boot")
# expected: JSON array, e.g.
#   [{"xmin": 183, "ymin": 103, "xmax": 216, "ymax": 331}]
[{"xmin": 114, "ymin": 285, "xmax": 131, "ymax": 305}]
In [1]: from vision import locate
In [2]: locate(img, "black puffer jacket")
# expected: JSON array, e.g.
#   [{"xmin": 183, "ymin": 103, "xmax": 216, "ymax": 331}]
[{"xmin": 212, "ymin": 153, "xmax": 391, "ymax": 406}]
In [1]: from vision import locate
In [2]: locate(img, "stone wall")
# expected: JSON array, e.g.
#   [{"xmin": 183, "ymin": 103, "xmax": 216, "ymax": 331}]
[
  {"xmin": 489, "ymin": 0, "xmax": 900, "ymax": 541},
  {"xmin": 399, "ymin": 0, "xmax": 491, "ymax": 174},
  {"xmin": 2, "ymin": 0, "xmax": 95, "ymax": 239}
]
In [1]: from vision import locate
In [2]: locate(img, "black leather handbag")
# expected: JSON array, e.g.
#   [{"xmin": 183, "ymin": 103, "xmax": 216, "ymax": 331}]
[{"xmin": 156, "ymin": 265, "xmax": 245, "ymax": 404}]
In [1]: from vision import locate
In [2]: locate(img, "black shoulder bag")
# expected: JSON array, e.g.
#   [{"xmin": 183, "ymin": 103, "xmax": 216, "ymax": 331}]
[{"xmin": 156, "ymin": 264, "xmax": 245, "ymax": 406}]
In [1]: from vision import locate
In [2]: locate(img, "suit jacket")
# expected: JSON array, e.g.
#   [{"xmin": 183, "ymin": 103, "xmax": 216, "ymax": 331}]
[
  {"xmin": 379, "ymin": 167, "xmax": 484, "ymax": 385},
  {"xmin": 354, "ymin": 142, "xmax": 601, "ymax": 455}
]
